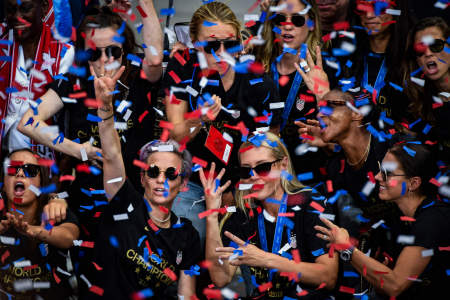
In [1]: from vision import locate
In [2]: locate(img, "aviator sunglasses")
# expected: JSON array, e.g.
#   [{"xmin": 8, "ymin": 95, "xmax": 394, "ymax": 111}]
[
  {"xmin": 203, "ymin": 39, "xmax": 241, "ymax": 53},
  {"xmin": 145, "ymin": 165, "xmax": 179, "ymax": 181},
  {"xmin": 87, "ymin": 45, "xmax": 123, "ymax": 62},
  {"xmin": 7, "ymin": 164, "xmax": 41, "ymax": 177},
  {"xmin": 415, "ymin": 39, "xmax": 447, "ymax": 56},
  {"xmin": 239, "ymin": 159, "xmax": 282, "ymax": 179},
  {"xmin": 271, "ymin": 13, "xmax": 306, "ymax": 27}
]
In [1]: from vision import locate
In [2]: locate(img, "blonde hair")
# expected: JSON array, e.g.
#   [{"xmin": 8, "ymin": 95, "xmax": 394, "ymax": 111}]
[
  {"xmin": 254, "ymin": 0, "xmax": 324, "ymax": 72},
  {"xmin": 189, "ymin": 1, "xmax": 242, "ymax": 43},
  {"xmin": 219, "ymin": 132, "xmax": 309, "ymax": 230}
]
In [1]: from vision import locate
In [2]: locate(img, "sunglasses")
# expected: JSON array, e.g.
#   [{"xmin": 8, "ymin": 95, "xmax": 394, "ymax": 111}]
[
  {"xmin": 145, "ymin": 165, "xmax": 179, "ymax": 181},
  {"xmin": 324, "ymin": 99, "xmax": 347, "ymax": 108},
  {"xmin": 415, "ymin": 39, "xmax": 447, "ymax": 56},
  {"xmin": 377, "ymin": 161, "xmax": 405, "ymax": 182},
  {"xmin": 239, "ymin": 159, "xmax": 282, "ymax": 179},
  {"xmin": 271, "ymin": 14, "xmax": 306, "ymax": 28},
  {"xmin": 87, "ymin": 45, "xmax": 123, "ymax": 62},
  {"xmin": 203, "ymin": 39, "xmax": 241, "ymax": 54},
  {"xmin": 7, "ymin": 164, "xmax": 40, "ymax": 178}
]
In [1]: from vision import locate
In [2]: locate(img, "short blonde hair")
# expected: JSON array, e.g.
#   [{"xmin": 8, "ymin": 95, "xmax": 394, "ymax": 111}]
[{"xmin": 189, "ymin": 1, "xmax": 242, "ymax": 42}]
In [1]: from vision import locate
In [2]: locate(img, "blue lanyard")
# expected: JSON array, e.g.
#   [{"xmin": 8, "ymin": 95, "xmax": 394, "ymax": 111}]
[
  {"xmin": 258, "ymin": 194, "xmax": 287, "ymax": 254},
  {"xmin": 271, "ymin": 62, "xmax": 303, "ymax": 130},
  {"xmin": 362, "ymin": 56, "xmax": 387, "ymax": 98}
]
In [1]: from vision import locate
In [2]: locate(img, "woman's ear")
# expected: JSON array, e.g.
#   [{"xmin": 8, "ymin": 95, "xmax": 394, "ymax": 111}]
[
  {"xmin": 281, "ymin": 156, "xmax": 289, "ymax": 170},
  {"xmin": 140, "ymin": 171, "xmax": 145, "ymax": 187},
  {"xmin": 409, "ymin": 176, "xmax": 422, "ymax": 193}
]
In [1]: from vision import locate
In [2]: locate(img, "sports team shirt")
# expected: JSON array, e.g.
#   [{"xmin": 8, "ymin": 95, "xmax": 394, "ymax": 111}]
[
  {"xmin": 90, "ymin": 180, "xmax": 201, "ymax": 299},
  {"xmin": 0, "ymin": 209, "xmax": 79, "ymax": 300},
  {"xmin": 221, "ymin": 190, "xmax": 332, "ymax": 300},
  {"xmin": 163, "ymin": 50, "xmax": 282, "ymax": 188}
]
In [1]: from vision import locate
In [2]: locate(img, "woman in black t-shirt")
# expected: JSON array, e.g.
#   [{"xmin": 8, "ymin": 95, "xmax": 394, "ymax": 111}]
[
  {"xmin": 90, "ymin": 62, "xmax": 200, "ymax": 299},
  {"xmin": 164, "ymin": 1, "xmax": 282, "ymax": 245},
  {"xmin": 402, "ymin": 17, "xmax": 450, "ymax": 164},
  {"xmin": 202, "ymin": 132, "xmax": 338, "ymax": 299},
  {"xmin": 254, "ymin": 0, "xmax": 332, "ymax": 181},
  {"xmin": 315, "ymin": 143, "xmax": 450, "ymax": 299},
  {"xmin": 0, "ymin": 148, "xmax": 79, "ymax": 300},
  {"xmin": 342, "ymin": 0, "xmax": 415, "ymax": 126}
]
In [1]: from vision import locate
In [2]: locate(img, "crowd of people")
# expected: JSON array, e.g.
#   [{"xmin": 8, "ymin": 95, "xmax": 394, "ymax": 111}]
[{"xmin": 0, "ymin": 0, "xmax": 449, "ymax": 299}]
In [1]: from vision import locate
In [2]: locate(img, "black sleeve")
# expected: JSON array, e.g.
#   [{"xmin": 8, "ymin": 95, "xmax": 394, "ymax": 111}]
[
  {"xmin": 109, "ymin": 179, "xmax": 145, "ymax": 212},
  {"xmin": 56, "ymin": 208, "xmax": 79, "ymax": 226},
  {"xmin": 48, "ymin": 75, "xmax": 73, "ymax": 102},
  {"xmin": 299, "ymin": 192, "xmax": 330, "ymax": 257},
  {"xmin": 221, "ymin": 210, "xmax": 253, "ymax": 247},
  {"xmin": 162, "ymin": 51, "xmax": 196, "ymax": 101},
  {"xmin": 411, "ymin": 206, "xmax": 447, "ymax": 249},
  {"xmin": 179, "ymin": 221, "xmax": 202, "ymax": 270}
]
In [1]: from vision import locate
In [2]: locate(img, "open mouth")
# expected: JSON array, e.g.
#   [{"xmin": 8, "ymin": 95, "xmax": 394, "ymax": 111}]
[
  {"xmin": 282, "ymin": 34, "xmax": 294, "ymax": 42},
  {"xmin": 14, "ymin": 182, "xmax": 25, "ymax": 197},
  {"xmin": 425, "ymin": 61, "xmax": 438, "ymax": 74}
]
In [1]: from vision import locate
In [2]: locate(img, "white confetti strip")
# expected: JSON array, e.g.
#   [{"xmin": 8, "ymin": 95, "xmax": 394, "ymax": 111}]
[
  {"xmin": 0, "ymin": 236, "xmax": 15, "ymax": 245},
  {"xmin": 421, "ymin": 249, "xmax": 434, "ymax": 257},
  {"xmin": 397, "ymin": 235, "xmax": 415, "ymax": 244},
  {"xmin": 411, "ymin": 77, "xmax": 425, "ymax": 87},
  {"xmin": 80, "ymin": 147, "xmax": 88, "ymax": 162},
  {"xmin": 14, "ymin": 260, "xmax": 31, "ymax": 268},
  {"xmin": 29, "ymin": 184, "xmax": 41, "ymax": 196},
  {"xmin": 113, "ymin": 213, "xmax": 129, "ymax": 221},
  {"xmin": 385, "ymin": 9, "xmax": 401, "ymax": 15},
  {"xmin": 107, "ymin": 177, "xmax": 123, "ymax": 184},
  {"xmin": 238, "ymin": 184, "xmax": 253, "ymax": 190},
  {"xmin": 270, "ymin": 102, "xmax": 285, "ymax": 109}
]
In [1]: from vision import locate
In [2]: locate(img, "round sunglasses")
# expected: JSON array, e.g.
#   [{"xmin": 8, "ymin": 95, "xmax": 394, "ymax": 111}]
[
  {"xmin": 145, "ymin": 165, "xmax": 179, "ymax": 181},
  {"xmin": 7, "ymin": 164, "xmax": 41, "ymax": 177},
  {"xmin": 415, "ymin": 39, "xmax": 447, "ymax": 56},
  {"xmin": 271, "ymin": 13, "xmax": 306, "ymax": 28},
  {"xmin": 239, "ymin": 159, "xmax": 282, "ymax": 179},
  {"xmin": 203, "ymin": 39, "xmax": 241, "ymax": 54},
  {"xmin": 87, "ymin": 45, "xmax": 123, "ymax": 62}
]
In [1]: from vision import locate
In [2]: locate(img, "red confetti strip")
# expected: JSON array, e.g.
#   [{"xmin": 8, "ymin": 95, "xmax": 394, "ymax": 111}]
[
  {"xmin": 92, "ymin": 261, "xmax": 103, "ymax": 271},
  {"xmin": 297, "ymin": 290, "xmax": 309, "ymax": 296},
  {"xmin": 363, "ymin": 265, "xmax": 367, "ymax": 276},
  {"xmin": 368, "ymin": 171, "xmax": 376, "ymax": 183},
  {"xmin": 93, "ymin": 211, "xmax": 102, "ymax": 218},
  {"xmin": 400, "ymin": 216, "xmax": 416, "ymax": 222},
  {"xmin": 339, "ymin": 159, "xmax": 345, "ymax": 173},
  {"xmin": 278, "ymin": 212, "xmax": 294, "ymax": 217},
  {"xmin": 199, "ymin": 260, "xmax": 212, "ymax": 269},
  {"xmin": 326, "ymin": 180, "xmax": 333, "ymax": 193},
  {"xmin": 147, "ymin": 219, "xmax": 159, "ymax": 232},
  {"xmin": 309, "ymin": 201, "xmax": 325, "ymax": 213},
  {"xmin": 292, "ymin": 249, "xmax": 301, "ymax": 263},
  {"xmin": 243, "ymin": 192, "xmax": 259, "ymax": 199},
  {"xmin": 133, "ymin": 159, "xmax": 149, "ymax": 171},
  {"xmin": 145, "ymin": 240, "xmax": 152, "ymax": 255},
  {"xmin": 89, "ymin": 285, "xmax": 104, "ymax": 296},
  {"xmin": 322, "ymin": 33, "xmax": 332, "ymax": 42},
  {"xmin": 163, "ymin": 267, "xmax": 177, "ymax": 281},
  {"xmin": 203, "ymin": 288, "xmax": 221, "ymax": 298},
  {"xmin": 300, "ymin": 94, "xmax": 315, "ymax": 102},
  {"xmin": 245, "ymin": 20, "xmax": 256, "ymax": 27},
  {"xmin": 1, "ymin": 250, "xmax": 10, "ymax": 264},
  {"xmin": 329, "ymin": 244, "xmax": 335, "ymax": 258},
  {"xmin": 59, "ymin": 175, "xmax": 75, "ymax": 182},
  {"xmin": 136, "ymin": 5, "xmax": 147, "ymax": 18},
  {"xmin": 37, "ymin": 158, "xmax": 54, "ymax": 166},
  {"xmin": 81, "ymin": 241, "xmax": 95, "ymax": 248},
  {"xmin": 382, "ymin": 252, "xmax": 393, "ymax": 262},
  {"xmin": 198, "ymin": 209, "xmax": 216, "ymax": 219},
  {"xmin": 239, "ymin": 145, "xmax": 255, "ymax": 153},
  {"xmin": 339, "ymin": 286, "xmax": 355, "ymax": 294},
  {"xmin": 159, "ymin": 206, "xmax": 169, "ymax": 214},
  {"xmin": 333, "ymin": 21, "xmax": 349, "ymax": 31},
  {"xmin": 316, "ymin": 282, "xmax": 327, "ymax": 290},
  {"xmin": 439, "ymin": 246, "xmax": 450, "ymax": 251},
  {"xmin": 53, "ymin": 269, "xmax": 61, "ymax": 284},
  {"xmin": 23, "ymin": 264, "xmax": 38, "ymax": 271},
  {"xmin": 374, "ymin": 270, "xmax": 389, "ymax": 275},
  {"xmin": 429, "ymin": 178, "xmax": 441, "ymax": 187},
  {"xmin": 304, "ymin": 108, "xmax": 315, "ymax": 116},
  {"xmin": 84, "ymin": 98, "xmax": 101, "ymax": 108},
  {"xmin": 258, "ymin": 282, "xmax": 273, "ymax": 292},
  {"xmin": 0, "ymin": 198, "xmax": 4, "ymax": 211},
  {"xmin": 381, "ymin": 20, "xmax": 396, "ymax": 26},
  {"xmin": 138, "ymin": 110, "xmax": 149, "ymax": 123},
  {"xmin": 76, "ymin": 164, "xmax": 91, "ymax": 173},
  {"xmin": 168, "ymin": 70, "xmax": 181, "ymax": 84},
  {"xmin": 69, "ymin": 92, "xmax": 87, "ymax": 99},
  {"xmin": 279, "ymin": 75, "xmax": 290, "ymax": 87},
  {"xmin": 173, "ymin": 52, "xmax": 187, "ymax": 66},
  {"xmin": 192, "ymin": 156, "xmax": 208, "ymax": 168},
  {"xmin": 13, "ymin": 197, "xmax": 22, "ymax": 204}
]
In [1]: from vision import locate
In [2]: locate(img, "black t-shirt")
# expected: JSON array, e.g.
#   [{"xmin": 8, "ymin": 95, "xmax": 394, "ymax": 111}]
[
  {"xmin": 364, "ymin": 52, "xmax": 410, "ymax": 126},
  {"xmin": 366, "ymin": 198, "xmax": 450, "ymax": 300},
  {"xmin": 49, "ymin": 68, "xmax": 157, "ymax": 237},
  {"xmin": 221, "ymin": 190, "xmax": 332, "ymax": 299},
  {"xmin": 163, "ymin": 50, "xmax": 282, "ymax": 188},
  {"xmin": 273, "ymin": 69, "xmax": 331, "ymax": 182},
  {"xmin": 88, "ymin": 180, "xmax": 201, "ymax": 299},
  {"xmin": 0, "ymin": 209, "xmax": 79, "ymax": 300}
]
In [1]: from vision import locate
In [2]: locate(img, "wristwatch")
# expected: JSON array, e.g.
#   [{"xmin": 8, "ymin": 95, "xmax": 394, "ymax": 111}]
[{"xmin": 340, "ymin": 246, "xmax": 355, "ymax": 262}]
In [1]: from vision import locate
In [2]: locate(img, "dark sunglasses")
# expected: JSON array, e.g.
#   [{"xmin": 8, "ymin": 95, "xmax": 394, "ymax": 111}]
[
  {"xmin": 7, "ymin": 164, "xmax": 40, "ymax": 177},
  {"xmin": 146, "ymin": 165, "xmax": 179, "ymax": 181},
  {"xmin": 377, "ymin": 161, "xmax": 405, "ymax": 182},
  {"xmin": 271, "ymin": 14, "xmax": 306, "ymax": 28},
  {"xmin": 203, "ymin": 40, "xmax": 241, "ymax": 54},
  {"xmin": 415, "ymin": 39, "xmax": 447, "ymax": 56},
  {"xmin": 239, "ymin": 159, "xmax": 282, "ymax": 179},
  {"xmin": 87, "ymin": 45, "xmax": 123, "ymax": 62}
]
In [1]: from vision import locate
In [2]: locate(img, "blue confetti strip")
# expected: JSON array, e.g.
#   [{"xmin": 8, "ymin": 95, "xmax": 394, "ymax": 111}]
[
  {"xmin": 401, "ymin": 182, "xmax": 407, "ymax": 195},
  {"xmin": 203, "ymin": 20, "xmax": 217, "ymax": 27},
  {"xmin": 160, "ymin": 8, "xmax": 175, "ymax": 15},
  {"xmin": 403, "ymin": 146, "xmax": 416, "ymax": 157}
]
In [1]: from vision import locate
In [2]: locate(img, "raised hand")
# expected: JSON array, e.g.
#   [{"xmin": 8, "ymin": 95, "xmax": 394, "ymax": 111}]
[
  {"xmin": 0, "ymin": 216, "xmax": 12, "ymax": 234},
  {"xmin": 199, "ymin": 95, "xmax": 222, "ymax": 122},
  {"xmin": 215, "ymin": 231, "xmax": 269, "ymax": 268},
  {"xmin": 199, "ymin": 162, "xmax": 231, "ymax": 211},
  {"xmin": 9, "ymin": 213, "xmax": 45, "ymax": 240},
  {"xmin": 315, "ymin": 217, "xmax": 350, "ymax": 248},
  {"xmin": 43, "ymin": 197, "xmax": 68, "ymax": 224},
  {"xmin": 294, "ymin": 45, "xmax": 330, "ymax": 100},
  {"xmin": 295, "ymin": 119, "xmax": 327, "ymax": 147},
  {"xmin": 90, "ymin": 57, "xmax": 126, "ymax": 107}
]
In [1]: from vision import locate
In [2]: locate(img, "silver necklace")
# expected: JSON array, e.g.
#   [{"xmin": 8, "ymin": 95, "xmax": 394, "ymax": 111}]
[{"xmin": 150, "ymin": 213, "xmax": 171, "ymax": 223}]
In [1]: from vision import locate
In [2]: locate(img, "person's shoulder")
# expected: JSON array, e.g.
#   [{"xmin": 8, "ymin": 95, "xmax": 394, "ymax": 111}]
[{"xmin": 417, "ymin": 199, "xmax": 450, "ymax": 222}]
